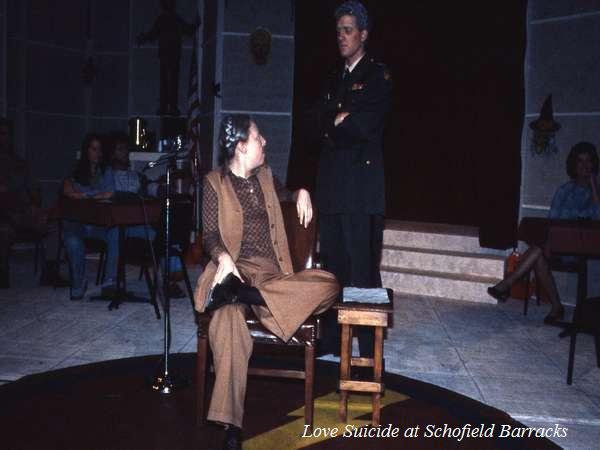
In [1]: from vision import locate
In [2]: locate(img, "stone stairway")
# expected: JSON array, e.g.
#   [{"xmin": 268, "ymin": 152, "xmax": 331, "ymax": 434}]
[{"xmin": 380, "ymin": 221, "xmax": 507, "ymax": 304}]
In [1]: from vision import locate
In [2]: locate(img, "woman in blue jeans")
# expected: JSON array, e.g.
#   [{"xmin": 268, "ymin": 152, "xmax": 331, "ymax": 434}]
[{"xmin": 62, "ymin": 133, "xmax": 118, "ymax": 300}]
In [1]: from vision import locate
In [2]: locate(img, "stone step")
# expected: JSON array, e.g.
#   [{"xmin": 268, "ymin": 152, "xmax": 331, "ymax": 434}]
[
  {"xmin": 381, "ymin": 245, "xmax": 505, "ymax": 279},
  {"xmin": 380, "ymin": 266, "xmax": 501, "ymax": 304},
  {"xmin": 384, "ymin": 220, "xmax": 507, "ymax": 256}
]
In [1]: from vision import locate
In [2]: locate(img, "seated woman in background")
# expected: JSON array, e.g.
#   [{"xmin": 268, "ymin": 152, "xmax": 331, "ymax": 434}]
[
  {"xmin": 488, "ymin": 142, "xmax": 600, "ymax": 324},
  {"xmin": 62, "ymin": 133, "xmax": 118, "ymax": 300}
]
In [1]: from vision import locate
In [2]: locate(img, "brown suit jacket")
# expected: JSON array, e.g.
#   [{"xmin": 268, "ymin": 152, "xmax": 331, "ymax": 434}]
[{"xmin": 194, "ymin": 165, "xmax": 294, "ymax": 313}]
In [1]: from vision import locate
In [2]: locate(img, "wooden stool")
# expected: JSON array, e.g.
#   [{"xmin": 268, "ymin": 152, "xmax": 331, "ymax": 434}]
[{"xmin": 333, "ymin": 290, "xmax": 393, "ymax": 426}]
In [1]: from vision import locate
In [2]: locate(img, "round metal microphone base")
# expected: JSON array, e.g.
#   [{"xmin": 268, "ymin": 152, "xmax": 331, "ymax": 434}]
[{"xmin": 150, "ymin": 373, "xmax": 187, "ymax": 394}]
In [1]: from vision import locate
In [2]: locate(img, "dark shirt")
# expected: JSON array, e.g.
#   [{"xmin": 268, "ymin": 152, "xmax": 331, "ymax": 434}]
[
  {"xmin": 202, "ymin": 169, "xmax": 293, "ymax": 264},
  {"xmin": 314, "ymin": 56, "xmax": 392, "ymax": 214}
]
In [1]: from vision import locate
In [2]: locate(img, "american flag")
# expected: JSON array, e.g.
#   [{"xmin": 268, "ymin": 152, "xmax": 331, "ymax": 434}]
[
  {"xmin": 187, "ymin": 26, "xmax": 201, "ymax": 180},
  {"xmin": 187, "ymin": 19, "xmax": 201, "ymax": 237}
]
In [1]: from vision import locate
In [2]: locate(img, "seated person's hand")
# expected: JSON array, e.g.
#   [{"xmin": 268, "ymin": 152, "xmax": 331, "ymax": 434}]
[
  {"xmin": 93, "ymin": 191, "xmax": 114, "ymax": 200},
  {"xmin": 66, "ymin": 191, "xmax": 86, "ymax": 200},
  {"xmin": 295, "ymin": 188, "xmax": 313, "ymax": 228},
  {"xmin": 213, "ymin": 252, "xmax": 243, "ymax": 288},
  {"xmin": 62, "ymin": 178, "xmax": 84, "ymax": 199}
]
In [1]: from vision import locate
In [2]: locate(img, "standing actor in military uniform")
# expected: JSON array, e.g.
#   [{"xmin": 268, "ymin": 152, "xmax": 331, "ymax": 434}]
[{"xmin": 314, "ymin": 1, "xmax": 392, "ymax": 357}]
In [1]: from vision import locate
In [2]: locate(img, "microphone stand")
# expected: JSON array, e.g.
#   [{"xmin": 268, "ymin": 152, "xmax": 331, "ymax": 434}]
[{"xmin": 143, "ymin": 150, "xmax": 188, "ymax": 394}]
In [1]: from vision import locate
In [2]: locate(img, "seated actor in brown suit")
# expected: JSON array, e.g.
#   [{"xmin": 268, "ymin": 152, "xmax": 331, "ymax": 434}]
[{"xmin": 194, "ymin": 114, "xmax": 339, "ymax": 449}]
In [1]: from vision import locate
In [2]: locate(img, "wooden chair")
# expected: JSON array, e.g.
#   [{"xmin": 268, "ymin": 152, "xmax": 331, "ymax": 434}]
[
  {"xmin": 13, "ymin": 228, "xmax": 44, "ymax": 275},
  {"xmin": 196, "ymin": 201, "xmax": 321, "ymax": 428}
]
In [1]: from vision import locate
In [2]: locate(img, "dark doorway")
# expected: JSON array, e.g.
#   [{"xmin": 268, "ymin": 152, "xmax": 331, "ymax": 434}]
[{"xmin": 288, "ymin": 1, "xmax": 527, "ymax": 249}]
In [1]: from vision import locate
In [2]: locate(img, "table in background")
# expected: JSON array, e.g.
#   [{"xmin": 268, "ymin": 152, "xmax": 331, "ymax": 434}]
[{"xmin": 57, "ymin": 198, "xmax": 162, "ymax": 311}]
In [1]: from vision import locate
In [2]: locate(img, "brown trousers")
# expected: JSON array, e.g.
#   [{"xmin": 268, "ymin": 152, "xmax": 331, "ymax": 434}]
[{"xmin": 207, "ymin": 257, "xmax": 339, "ymax": 427}]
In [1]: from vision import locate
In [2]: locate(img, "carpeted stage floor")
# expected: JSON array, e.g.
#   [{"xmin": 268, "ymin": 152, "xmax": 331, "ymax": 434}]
[{"xmin": 0, "ymin": 353, "xmax": 560, "ymax": 450}]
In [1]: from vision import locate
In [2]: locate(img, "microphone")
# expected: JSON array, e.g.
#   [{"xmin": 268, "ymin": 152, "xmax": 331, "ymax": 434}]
[{"xmin": 145, "ymin": 149, "xmax": 189, "ymax": 170}]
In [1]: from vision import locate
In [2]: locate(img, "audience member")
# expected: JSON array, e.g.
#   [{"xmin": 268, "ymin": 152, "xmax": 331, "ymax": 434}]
[
  {"xmin": 107, "ymin": 131, "xmax": 185, "ymax": 298},
  {"xmin": 488, "ymin": 142, "xmax": 600, "ymax": 323},
  {"xmin": 62, "ymin": 133, "xmax": 118, "ymax": 300},
  {"xmin": 0, "ymin": 117, "xmax": 66, "ymax": 288}
]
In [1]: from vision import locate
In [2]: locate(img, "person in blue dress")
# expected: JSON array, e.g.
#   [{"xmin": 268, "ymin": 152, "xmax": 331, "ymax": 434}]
[
  {"xmin": 488, "ymin": 142, "xmax": 600, "ymax": 324},
  {"xmin": 62, "ymin": 134, "xmax": 118, "ymax": 300}
]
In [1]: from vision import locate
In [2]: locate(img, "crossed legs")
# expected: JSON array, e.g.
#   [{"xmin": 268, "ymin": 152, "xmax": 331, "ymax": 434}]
[{"xmin": 490, "ymin": 245, "xmax": 564, "ymax": 318}]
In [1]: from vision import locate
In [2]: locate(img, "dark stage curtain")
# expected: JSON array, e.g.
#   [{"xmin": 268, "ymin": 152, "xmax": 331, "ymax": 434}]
[{"xmin": 287, "ymin": 1, "xmax": 527, "ymax": 249}]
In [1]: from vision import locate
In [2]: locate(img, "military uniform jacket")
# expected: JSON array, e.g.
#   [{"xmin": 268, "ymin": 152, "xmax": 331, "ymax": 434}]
[{"xmin": 314, "ymin": 55, "xmax": 392, "ymax": 215}]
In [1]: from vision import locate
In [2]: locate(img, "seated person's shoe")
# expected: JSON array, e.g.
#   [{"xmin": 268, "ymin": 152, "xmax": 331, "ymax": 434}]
[
  {"xmin": 487, "ymin": 285, "xmax": 510, "ymax": 303},
  {"xmin": 39, "ymin": 263, "xmax": 69, "ymax": 288},
  {"xmin": 543, "ymin": 306, "xmax": 565, "ymax": 325},
  {"xmin": 168, "ymin": 282, "xmax": 186, "ymax": 299},
  {"xmin": 70, "ymin": 280, "xmax": 88, "ymax": 301},
  {"xmin": 100, "ymin": 278, "xmax": 117, "ymax": 297},
  {"xmin": 205, "ymin": 273, "xmax": 242, "ymax": 313},
  {"xmin": 222, "ymin": 426, "xmax": 242, "ymax": 450}
]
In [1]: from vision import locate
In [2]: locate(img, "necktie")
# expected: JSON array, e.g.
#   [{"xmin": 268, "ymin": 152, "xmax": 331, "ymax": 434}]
[{"xmin": 343, "ymin": 68, "xmax": 351, "ymax": 80}]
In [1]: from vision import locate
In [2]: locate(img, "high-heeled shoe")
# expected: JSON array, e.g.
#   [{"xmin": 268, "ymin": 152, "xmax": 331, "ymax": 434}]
[
  {"xmin": 543, "ymin": 306, "xmax": 565, "ymax": 325},
  {"xmin": 487, "ymin": 285, "xmax": 510, "ymax": 303}
]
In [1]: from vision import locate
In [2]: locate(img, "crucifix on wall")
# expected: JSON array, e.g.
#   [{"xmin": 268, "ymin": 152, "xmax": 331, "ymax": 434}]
[{"xmin": 136, "ymin": 0, "xmax": 197, "ymax": 116}]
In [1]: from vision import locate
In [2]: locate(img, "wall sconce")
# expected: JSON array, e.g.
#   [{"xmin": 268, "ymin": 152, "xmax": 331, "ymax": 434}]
[
  {"xmin": 529, "ymin": 94, "xmax": 560, "ymax": 157},
  {"xmin": 249, "ymin": 27, "xmax": 272, "ymax": 65}
]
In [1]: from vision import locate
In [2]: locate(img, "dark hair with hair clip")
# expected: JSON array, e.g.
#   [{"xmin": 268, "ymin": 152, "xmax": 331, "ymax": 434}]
[
  {"xmin": 334, "ymin": 0, "xmax": 370, "ymax": 31},
  {"xmin": 218, "ymin": 114, "xmax": 252, "ymax": 165},
  {"xmin": 566, "ymin": 142, "xmax": 599, "ymax": 179}
]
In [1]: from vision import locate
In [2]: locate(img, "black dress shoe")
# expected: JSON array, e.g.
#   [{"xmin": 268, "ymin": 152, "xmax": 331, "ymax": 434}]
[
  {"xmin": 543, "ymin": 306, "xmax": 565, "ymax": 325},
  {"xmin": 222, "ymin": 426, "xmax": 242, "ymax": 450},
  {"xmin": 487, "ymin": 286, "xmax": 510, "ymax": 303},
  {"xmin": 205, "ymin": 273, "xmax": 242, "ymax": 312}
]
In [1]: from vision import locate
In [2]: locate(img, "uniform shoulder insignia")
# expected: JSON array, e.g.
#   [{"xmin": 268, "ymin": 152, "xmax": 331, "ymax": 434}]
[
  {"xmin": 383, "ymin": 67, "xmax": 392, "ymax": 81},
  {"xmin": 373, "ymin": 62, "xmax": 391, "ymax": 81}
]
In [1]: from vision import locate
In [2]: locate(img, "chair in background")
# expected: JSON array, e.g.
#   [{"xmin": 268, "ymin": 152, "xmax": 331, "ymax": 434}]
[
  {"xmin": 527, "ymin": 255, "xmax": 599, "ymax": 384},
  {"xmin": 13, "ymin": 228, "xmax": 44, "ymax": 275},
  {"xmin": 565, "ymin": 295, "xmax": 600, "ymax": 385},
  {"xmin": 120, "ymin": 195, "xmax": 195, "ymax": 318},
  {"xmin": 196, "ymin": 201, "xmax": 322, "ymax": 428}
]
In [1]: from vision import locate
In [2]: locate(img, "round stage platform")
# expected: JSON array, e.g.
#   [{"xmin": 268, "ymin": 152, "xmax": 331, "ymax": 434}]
[{"xmin": 0, "ymin": 353, "xmax": 559, "ymax": 450}]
